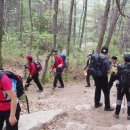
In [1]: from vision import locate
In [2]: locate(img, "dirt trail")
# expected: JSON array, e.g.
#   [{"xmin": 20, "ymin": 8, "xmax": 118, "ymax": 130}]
[{"xmin": 21, "ymin": 80, "xmax": 130, "ymax": 130}]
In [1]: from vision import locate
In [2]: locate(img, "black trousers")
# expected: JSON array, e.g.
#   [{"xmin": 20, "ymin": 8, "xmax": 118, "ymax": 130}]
[
  {"xmin": 53, "ymin": 71, "xmax": 64, "ymax": 88},
  {"xmin": 86, "ymin": 72, "xmax": 90, "ymax": 86},
  {"xmin": 94, "ymin": 75, "xmax": 110, "ymax": 109},
  {"xmin": 0, "ymin": 104, "xmax": 21, "ymax": 130},
  {"xmin": 108, "ymin": 74, "xmax": 117, "ymax": 90},
  {"xmin": 115, "ymin": 87, "xmax": 130, "ymax": 116},
  {"xmin": 25, "ymin": 73, "xmax": 43, "ymax": 90}
]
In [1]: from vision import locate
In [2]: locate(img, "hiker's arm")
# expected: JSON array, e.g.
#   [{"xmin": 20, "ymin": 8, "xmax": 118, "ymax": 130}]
[
  {"xmin": 58, "ymin": 57, "xmax": 64, "ymax": 68},
  {"xmin": 6, "ymin": 89, "xmax": 17, "ymax": 126}
]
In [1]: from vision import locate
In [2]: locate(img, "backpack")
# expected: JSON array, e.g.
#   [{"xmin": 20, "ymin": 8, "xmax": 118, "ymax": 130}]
[
  {"xmin": 60, "ymin": 54, "xmax": 67, "ymax": 68},
  {"xmin": 88, "ymin": 54, "xmax": 107, "ymax": 77},
  {"xmin": 34, "ymin": 61, "xmax": 42, "ymax": 71},
  {"xmin": 119, "ymin": 66, "xmax": 130, "ymax": 88},
  {"xmin": 0, "ymin": 70, "xmax": 30, "ymax": 113}
]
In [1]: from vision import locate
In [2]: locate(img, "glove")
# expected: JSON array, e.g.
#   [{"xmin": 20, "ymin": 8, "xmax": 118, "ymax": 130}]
[{"xmin": 58, "ymin": 64, "xmax": 62, "ymax": 68}]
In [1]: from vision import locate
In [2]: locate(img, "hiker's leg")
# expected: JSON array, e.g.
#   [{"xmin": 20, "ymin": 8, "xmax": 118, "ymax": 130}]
[
  {"xmin": 33, "ymin": 74, "xmax": 43, "ymax": 90},
  {"xmin": 0, "ymin": 112, "xmax": 5, "ymax": 130},
  {"xmin": 115, "ymin": 88, "xmax": 124, "ymax": 115},
  {"xmin": 25, "ymin": 75, "xmax": 32, "ymax": 88},
  {"xmin": 86, "ymin": 73, "xmax": 90, "ymax": 86},
  {"xmin": 6, "ymin": 104, "xmax": 21, "ymax": 130},
  {"xmin": 101, "ymin": 76, "xmax": 110, "ymax": 109},
  {"xmin": 94, "ymin": 78, "xmax": 101, "ymax": 106},
  {"xmin": 58, "ymin": 72, "xmax": 64, "ymax": 87},
  {"xmin": 126, "ymin": 89, "xmax": 130, "ymax": 116},
  {"xmin": 53, "ymin": 72, "xmax": 58, "ymax": 88}
]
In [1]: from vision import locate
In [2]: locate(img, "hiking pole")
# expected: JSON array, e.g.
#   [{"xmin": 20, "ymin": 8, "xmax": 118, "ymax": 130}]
[{"xmin": 25, "ymin": 94, "xmax": 30, "ymax": 114}]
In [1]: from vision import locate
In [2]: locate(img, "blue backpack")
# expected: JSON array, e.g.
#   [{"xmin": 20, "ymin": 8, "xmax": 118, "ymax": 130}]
[{"xmin": 60, "ymin": 54, "xmax": 67, "ymax": 68}]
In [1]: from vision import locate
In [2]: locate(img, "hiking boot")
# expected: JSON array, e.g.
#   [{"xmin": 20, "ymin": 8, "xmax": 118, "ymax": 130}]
[
  {"xmin": 85, "ymin": 85, "xmax": 90, "ymax": 87},
  {"xmin": 37, "ymin": 90, "xmax": 43, "ymax": 92},
  {"xmin": 127, "ymin": 116, "xmax": 130, "ymax": 120},
  {"xmin": 24, "ymin": 86, "xmax": 28, "ymax": 91},
  {"xmin": 104, "ymin": 107, "xmax": 114, "ymax": 111},
  {"xmin": 58, "ymin": 86, "xmax": 64, "ymax": 88},
  {"xmin": 113, "ymin": 113, "xmax": 119, "ymax": 119},
  {"xmin": 95, "ymin": 102, "xmax": 103, "ymax": 108}
]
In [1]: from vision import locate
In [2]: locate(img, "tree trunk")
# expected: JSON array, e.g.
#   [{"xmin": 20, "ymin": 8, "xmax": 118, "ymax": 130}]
[
  {"xmin": 19, "ymin": 0, "xmax": 23, "ymax": 43},
  {"xmin": 0, "ymin": 0, "xmax": 4, "ymax": 69},
  {"xmin": 105, "ymin": 0, "xmax": 127, "ymax": 47},
  {"xmin": 73, "ymin": 0, "xmax": 76, "ymax": 45},
  {"xmin": 42, "ymin": 50, "xmax": 53, "ymax": 84},
  {"xmin": 52, "ymin": 0, "xmax": 59, "ymax": 49},
  {"xmin": 79, "ymin": 0, "xmax": 88, "ymax": 49},
  {"xmin": 96, "ymin": 0, "xmax": 111, "ymax": 53},
  {"xmin": 66, "ymin": 0, "xmax": 74, "ymax": 66},
  {"xmin": 29, "ymin": 0, "xmax": 33, "ymax": 53}
]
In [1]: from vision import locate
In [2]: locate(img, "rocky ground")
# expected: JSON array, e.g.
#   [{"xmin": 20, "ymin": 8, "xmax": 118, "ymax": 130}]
[{"xmin": 20, "ymin": 79, "xmax": 130, "ymax": 130}]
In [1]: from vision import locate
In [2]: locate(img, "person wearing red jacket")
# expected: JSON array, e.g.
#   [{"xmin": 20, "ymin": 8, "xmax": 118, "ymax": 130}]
[
  {"xmin": 52, "ymin": 50, "xmax": 64, "ymax": 89},
  {"xmin": 24, "ymin": 55, "xmax": 43, "ymax": 92},
  {"xmin": 0, "ymin": 73, "xmax": 21, "ymax": 130}
]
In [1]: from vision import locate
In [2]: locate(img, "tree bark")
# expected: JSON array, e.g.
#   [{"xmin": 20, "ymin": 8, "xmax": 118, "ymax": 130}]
[
  {"xmin": 66, "ymin": 0, "xmax": 74, "ymax": 67},
  {"xmin": 0, "ymin": 0, "xmax": 4, "ymax": 69},
  {"xmin": 19, "ymin": 0, "xmax": 23, "ymax": 43},
  {"xmin": 96, "ymin": 0, "xmax": 111, "ymax": 53},
  {"xmin": 52, "ymin": 0, "xmax": 59, "ymax": 49},
  {"xmin": 29, "ymin": 0, "xmax": 33, "ymax": 53},
  {"xmin": 105, "ymin": 0, "xmax": 127, "ymax": 47},
  {"xmin": 73, "ymin": 0, "xmax": 76, "ymax": 45},
  {"xmin": 42, "ymin": 50, "xmax": 53, "ymax": 84},
  {"xmin": 79, "ymin": 0, "xmax": 88, "ymax": 49}
]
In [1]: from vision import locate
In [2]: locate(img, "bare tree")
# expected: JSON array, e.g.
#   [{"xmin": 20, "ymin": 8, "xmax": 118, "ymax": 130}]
[
  {"xmin": 73, "ymin": 0, "xmax": 76, "ymax": 45},
  {"xmin": 52, "ymin": 0, "xmax": 59, "ymax": 49},
  {"xmin": 66, "ymin": 0, "xmax": 74, "ymax": 61},
  {"xmin": 0, "ymin": 0, "xmax": 4, "ymax": 69},
  {"xmin": 79, "ymin": 0, "xmax": 88, "ymax": 49},
  {"xmin": 29, "ymin": 0, "xmax": 33, "ymax": 53},
  {"xmin": 96, "ymin": 0, "xmax": 111, "ymax": 53},
  {"xmin": 105, "ymin": 0, "xmax": 127, "ymax": 47}
]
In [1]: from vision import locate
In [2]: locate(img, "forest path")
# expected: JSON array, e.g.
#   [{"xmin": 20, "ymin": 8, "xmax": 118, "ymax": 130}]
[{"xmin": 21, "ymin": 79, "xmax": 130, "ymax": 130}]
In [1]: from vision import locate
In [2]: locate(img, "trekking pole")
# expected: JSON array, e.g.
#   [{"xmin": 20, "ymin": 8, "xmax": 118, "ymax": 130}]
[{"xmin": 25, "ymin": 94, "xmax": 30, "ymax": 114}]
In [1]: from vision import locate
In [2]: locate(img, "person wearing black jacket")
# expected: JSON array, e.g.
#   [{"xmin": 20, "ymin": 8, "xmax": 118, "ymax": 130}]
[
  {"xmin": 84, "ymin": 54, "xmax": 91, "ymax": 87},
  {"xmin": 92, "ymin": 46, "xmax": 114, "ymax": 111},
  {"xmin": 113, "ymin": 54, "xmax": 130, "ymax": 120}
]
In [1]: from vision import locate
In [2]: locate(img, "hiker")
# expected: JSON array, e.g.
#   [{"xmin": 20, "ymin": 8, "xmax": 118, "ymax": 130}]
[
  {"xmin": 52, "ymin": 50, "xmax": 64, "ymax": 89},
  {"xmin": 24, "ymin": 54, "xmax": 43, "ymax": 92},
  {"xmin": 0, "ymin": 70, "xmax": 21, "ymax": 130},
  {"xmin": 113, "ymin": 54, "xmax": 130, "ymax": 120},
  {"xmin": 108, "ymin": 56, "xmax": 118, "ymax": 90},
  {"xmin": 84, "ymin": 54, "xmax": 92, "ymax": 87},
  {"xmin": 88, "ymin": 46, "xmax": 114, "ymax": 111}
]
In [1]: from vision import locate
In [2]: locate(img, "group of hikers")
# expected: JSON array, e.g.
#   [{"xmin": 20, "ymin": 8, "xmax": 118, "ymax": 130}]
[
  {"xmin": 0, "ymin": 47, "xmax": 130, "ymax": 130},
  {"xmin": 84, "ymin": 46, "xmax": 130, "ymax": 120}
]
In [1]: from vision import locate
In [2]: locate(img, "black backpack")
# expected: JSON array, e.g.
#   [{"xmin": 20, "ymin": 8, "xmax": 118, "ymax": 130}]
[
  {"xmin": 34, "ymin": 61, "xmax": 42, "ymax": 71},
  {"xmin": 0, "ymin": 70, "xmax": 30, "ymax": 113},
  {"xmin": 88, "ymin": 54, "xmax": 107, "ymax": 77},
  {"xmin": 119, "ymin": 65, "xmax": 130, "ymax": 88}
]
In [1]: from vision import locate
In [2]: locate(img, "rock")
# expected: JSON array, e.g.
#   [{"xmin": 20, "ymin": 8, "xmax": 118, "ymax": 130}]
[
  {"xmin": 19, "ymin": 109, "xmax": 65, "ymax": 130},
  {"xmin": 111, "ymin": 124, "xmax": 127, "ymax": 130},
  {"xmin": 126, "ymin": 125, "xmax": 130, "ymax": 130},
  {"xmin": 93, "ymin": 126, "xmax": 123, "ymax": 130},
  {"xmin": 66, "ymin": 122, "xmax": 91, "ymax": 130},
  {"xmin": 74, "ymin": 105, "xmax": 91, "ymax": 111}
]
